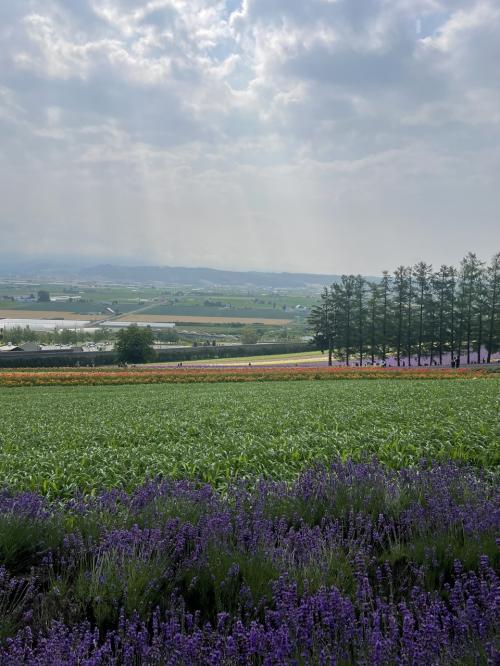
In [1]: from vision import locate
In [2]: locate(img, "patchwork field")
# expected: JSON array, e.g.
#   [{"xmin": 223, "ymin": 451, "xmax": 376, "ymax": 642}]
[
  {"xmin": 0, "ymin": 378, "xmax": 498, "ymax": 496},
  {"xmin": 0, "ymin": 285, "xmax": 309, "ymax": 333},
  {"xmin": 117, "ymin": 313, "xmax": 293, "ymax": 325},
  {"xmin": 138, "ymin": 304, "xmax": 297, "ymax": 318}
]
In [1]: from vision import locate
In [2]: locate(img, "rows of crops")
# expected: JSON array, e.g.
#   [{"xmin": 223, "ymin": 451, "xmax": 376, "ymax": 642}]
[
  {"xmin": 0, "ymin": 379, "xmax": 498, "ymax": 496},
  {"xmin": 0, "ymin": 378, "xmax": 499, "ymax": 663}
]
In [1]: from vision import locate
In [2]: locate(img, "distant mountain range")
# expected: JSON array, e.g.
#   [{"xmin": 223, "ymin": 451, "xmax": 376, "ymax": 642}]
[
  {"xmin": 79, "ymin": 264, "xmax": 348, "ymax": 288},
  {"xmin": 0, "ymin": 257, "xmax": 377, "ymax": 288}
]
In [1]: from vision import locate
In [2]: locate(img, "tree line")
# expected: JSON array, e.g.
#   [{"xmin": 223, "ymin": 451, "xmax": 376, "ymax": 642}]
[{"xmin": 308, "ymin": 252, "xmax": 500, "ymax": 367}]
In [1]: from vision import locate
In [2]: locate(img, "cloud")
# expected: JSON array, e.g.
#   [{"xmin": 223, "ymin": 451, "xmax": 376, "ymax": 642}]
[{"xmin": 0, "ymin": 0, "xmax": 499, "ymax": 274}]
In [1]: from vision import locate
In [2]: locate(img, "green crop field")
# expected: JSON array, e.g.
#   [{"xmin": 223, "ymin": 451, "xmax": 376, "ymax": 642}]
[
  {"xmin": 140, "ymin": 304, "xmax": 301, "ymax": 319},
  {"xmin": 0, "ymin": 378, "xmax": 498, "ymax": 497}
]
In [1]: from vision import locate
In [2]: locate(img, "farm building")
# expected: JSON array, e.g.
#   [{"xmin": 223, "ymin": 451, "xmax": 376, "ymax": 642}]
[
  {"xmin": 104, "ymin": 321, "xmax": 175, "ymax": 330},
  {"xmin": 0, "ymin": 342, "xmax": 42, "ymax": 352},
  {"xmin": 19, "ymin": 342, "xmax": 41, "ymax": 352},
  {"xmin": 50, "ymin": 295, "xmax": 82, "ymax": 302},
  {"xmin": 0, "ymin": 318, "xmax": 92, "ymax": 332}
]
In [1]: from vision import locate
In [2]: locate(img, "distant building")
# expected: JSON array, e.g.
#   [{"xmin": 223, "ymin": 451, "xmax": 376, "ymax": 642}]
[
  {"xmin": 19, "ymin": 342, "xmax": 41, "ymax": 352},
  {"xmin": 0, "ymin": 318, "xmax": 92, "ymax": 332},
  {"xmin": 50, "ymin": 295, "xmax": 82, "ymax": 302},
  {"xmin": 13, "ymin": 295, "xmax": 36, "ymax": 303},
  {"xmin": 39, "ymin": 344, "xmax": 77, "ymax": 352},
  {"xmin": 105, "ymin": 321, "xmax": 175, "ymax": 330}
]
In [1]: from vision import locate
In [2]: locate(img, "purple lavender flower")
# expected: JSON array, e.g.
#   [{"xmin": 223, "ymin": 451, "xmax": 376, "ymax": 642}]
[{"xmin": 0, "ymin": 461, "xmax": 497, "ymax": 664}]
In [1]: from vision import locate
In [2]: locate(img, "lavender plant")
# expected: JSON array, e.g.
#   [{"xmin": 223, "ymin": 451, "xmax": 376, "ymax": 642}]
[{"xmin": 0, "ymin": 461, "xmax": 497, "ymax": 665}]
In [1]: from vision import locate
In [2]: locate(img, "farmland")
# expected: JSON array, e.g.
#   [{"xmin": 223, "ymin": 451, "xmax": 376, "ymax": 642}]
[
  {"xmin": 116, "ymin": 313, "xmax": 293, "ymax": 325},
  {"xmin": 0, "ymin": 281, "xmax": 312, "ymax": 335},
  {"xmin": 2, "ymin": 282, "xmax": 498, "ymax": 663},
  {"xmin": 0, "ymin": 378, "xmax": 498, "ymax": 496},
  {"xmin": 0, "ymin": 375, "xmax": 499, "ymax": 663},
  {"xmin": 2, "ymin": 0, "xmax": 499, "ymax": 654}
]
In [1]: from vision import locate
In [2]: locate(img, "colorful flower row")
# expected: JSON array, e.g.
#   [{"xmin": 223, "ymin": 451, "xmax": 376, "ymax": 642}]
[{"xmin": 0, "ymin": 366, "xmax": 491, "ymax": 387}]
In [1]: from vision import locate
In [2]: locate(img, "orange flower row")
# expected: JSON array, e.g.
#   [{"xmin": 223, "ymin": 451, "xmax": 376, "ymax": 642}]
[{"xmin": 0, "ymin": 366, "xmax": 490, "ymax": 387}]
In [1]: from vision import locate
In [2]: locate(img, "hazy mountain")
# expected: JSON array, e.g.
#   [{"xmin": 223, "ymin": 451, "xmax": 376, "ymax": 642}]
[
  {"xmin": 0, "ymin": 257, "xmax": 379, "ymax": 288},
  {"xmin": 0, "ymin": 255, "xmax": 101, "ymax": 278},
  {"xmin": 78, "ymin": 264, "xmax": 350, "ymax": 288}
]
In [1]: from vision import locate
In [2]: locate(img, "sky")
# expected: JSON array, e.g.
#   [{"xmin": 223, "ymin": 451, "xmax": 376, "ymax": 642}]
[{"xmin": 0, "ymin": 0, "xmax": 499, "ymax": 275}]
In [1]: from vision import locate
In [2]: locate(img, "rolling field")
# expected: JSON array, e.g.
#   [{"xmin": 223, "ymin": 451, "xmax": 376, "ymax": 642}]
[
  {"xmin": 0, "ymin": 378, "xmax": 498, "ymax": 496},
  {"xmin": 0, "ymin": 287, "xmax": 308, "ymax": 328}
]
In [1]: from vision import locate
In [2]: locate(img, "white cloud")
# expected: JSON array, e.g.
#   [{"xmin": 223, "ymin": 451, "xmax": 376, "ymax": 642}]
[
  {"xmin": 420, "ymin": 1, "xmax": 498, "ymax": 52},
  {"xmin": 0, "ymin": 0, "xmax": 498, "ymax": 273}
]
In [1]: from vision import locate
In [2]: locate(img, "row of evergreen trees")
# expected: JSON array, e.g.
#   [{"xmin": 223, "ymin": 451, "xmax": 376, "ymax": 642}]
[{"xmin": 308, "ymin": 252, "xmax": 500, "ymax": 366}]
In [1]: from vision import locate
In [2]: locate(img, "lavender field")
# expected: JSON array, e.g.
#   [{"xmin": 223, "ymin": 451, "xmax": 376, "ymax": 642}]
[
  {"xmin": 0, "ymin": 462, "xmax": 498, "ymax": 664},
  {"xmin": 0, "ymin": 379, "xmax": 499, "ymax": 664}
]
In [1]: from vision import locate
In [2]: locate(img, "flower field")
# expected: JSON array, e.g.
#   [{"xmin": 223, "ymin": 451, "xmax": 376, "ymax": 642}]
[
  {"xmin": 0, "ymin": 462, "xmax": 498, "ymax": 664},
  {"xmin": 0, "ymin": 377, "xmax": 498, "ymax": 663},
  {"xmin": 0, "ymin": 365, "xmax": 492, "ymax": 387}
]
